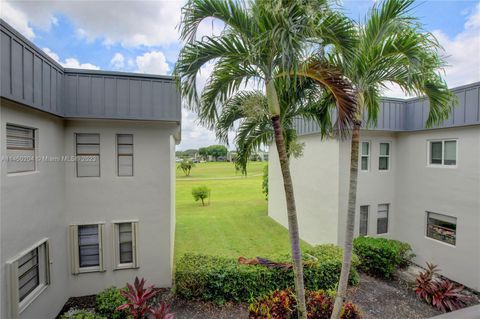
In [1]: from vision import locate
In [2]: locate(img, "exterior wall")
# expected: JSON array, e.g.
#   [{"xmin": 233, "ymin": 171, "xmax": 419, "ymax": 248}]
[
  {"xmin": 350, "ymin": 131, "xmax": 397, "ymax": 240},
  {"xmin": 267, "ymin": 125, "xmax": 480, "ymax": 290},
  {"xmin": 269, "ymin": 134, "xmax": 341, "ymax": 245},
  {"xmin": 64, "ymin": 120, "xmax": 176, "ymax": 296},
  {"xmin": 1, "ymin": 100, "xmax": 69, "ymax": 319},
  {"xmin": 393, "ymin": 126, "xmax": 480, "ymax": 291}
]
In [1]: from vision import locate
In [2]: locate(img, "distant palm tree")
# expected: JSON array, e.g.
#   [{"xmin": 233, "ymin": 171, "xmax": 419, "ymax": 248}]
[
  {"xmin": 174, "ymin": 1, "xmax": 357, "ymax": 317},
  {"xmin": 328, "ymin": 1, "xmax": 455, "ymax": 318}
]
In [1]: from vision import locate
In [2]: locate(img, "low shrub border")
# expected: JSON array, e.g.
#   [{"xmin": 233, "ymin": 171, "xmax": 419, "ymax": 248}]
[
  {"xmin": 353, "ymin": 237, "xmax": 414, "ymax": 278},
  {"xmin": 249, "ymin": 289, "xmax": 362, "ymax": 319},
  {"xmin": 174, "ymin": 245, "xmax": 360, "ymax": 303}
]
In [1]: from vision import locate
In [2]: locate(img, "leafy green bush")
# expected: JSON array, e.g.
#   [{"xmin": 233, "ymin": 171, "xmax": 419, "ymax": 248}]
[
  {"xmin": 248, "ymin": 288, "xmax": 362, "ymax": 319},
  {"xmin": 353, "ymin": 237, "xmax": 414, "ymax": 278},
  {"xmin": 60, "ymin": 308, "xmax": 106, "ymax": 319},
  {"xmin": 174, "ymin": 245, "xmax": 359, "ymax": 303},
  {"xmin": 95, "ymin": 287, "xmax": 128, "ymax": 319},
  {"xmin": 192, "ymin": 185, "xmax": 210, "ymax": 206}
]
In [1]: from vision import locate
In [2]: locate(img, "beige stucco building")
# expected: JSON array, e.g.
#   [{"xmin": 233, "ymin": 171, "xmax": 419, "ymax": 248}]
[
  {"xmin": 1, "ymin": 20, "xmax": 180, "ymax": 319},
  {"xmin": 269, "ymin": 82, "xmax": 480, "ymax": 292}
]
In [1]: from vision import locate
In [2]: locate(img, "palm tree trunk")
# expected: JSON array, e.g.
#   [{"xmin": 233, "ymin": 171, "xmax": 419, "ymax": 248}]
[
  {"xmin": 330, "ymin": 120, "xmax": 361, "ymax": 319},
  {"xmin": 272, "ymin": 114, "xmax": 307, "ymax": 319}
]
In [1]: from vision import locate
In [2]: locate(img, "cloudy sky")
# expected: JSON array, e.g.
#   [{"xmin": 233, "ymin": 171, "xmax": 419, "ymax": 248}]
[{"xmin": 1, "ymin": 0, "xmax": 479, "ymax": 150}]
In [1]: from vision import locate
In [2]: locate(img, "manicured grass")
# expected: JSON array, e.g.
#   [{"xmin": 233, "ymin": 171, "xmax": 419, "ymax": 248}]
[{"xmin": 175, "ymin": 161, "xmax": 311, "ymax": 260}]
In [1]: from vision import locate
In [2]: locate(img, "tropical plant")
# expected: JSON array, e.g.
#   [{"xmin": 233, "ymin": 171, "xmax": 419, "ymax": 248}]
[
  {"xmin": 177, "ymin": 159, "xmax": 195, "ymax": 176},
  {"xmin": 191, "ymin": 185, "xmax": 210, "ymax": 206},
  {"xmin": 60, "ymin": 309, "xmax": 106, "ymax": 319},
  {"xmin": 115, "ymin": 277, "xmax": 174, "ymax": 319},
  {"xmin": 174, "ymin": 1, "xmax": 357, "ymax": 316},
  {"xmin": 96, "ymin": 287, "xmax": 128, "ymax": 319},
  {"xmin": 329, "ymin": 0, "xmax": 455, "ymax": 317},
  {"xmin": 414, "ymin": 263, "xmax": 469, "ymax": 312}
]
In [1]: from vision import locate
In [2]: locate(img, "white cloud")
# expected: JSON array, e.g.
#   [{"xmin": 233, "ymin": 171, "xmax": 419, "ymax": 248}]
[
  {"xmin": 110, "ymin": 53, "xmax": 125, "ymax": 69},
  {"xmin": 0, "ymin": 1, "xmax": 35, "ymax": 39},
  {"xmin": 42, "ymin": 47, "xmax": 100, "ymax": 70},
  {"xmin": 4, "ymin": 0, "xmax": 184, "ymax": 47},
  {"xmin": 432, "ymin": 3, "xmax": 480, "ymax": 88},
  {"xmin": 135, "ymin": 51, "xmax": 170, "ymax": 75}
]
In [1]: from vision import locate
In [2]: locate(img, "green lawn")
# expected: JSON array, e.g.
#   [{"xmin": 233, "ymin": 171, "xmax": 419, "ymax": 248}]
[{"xmin": 175, "ymin": 161, "xmax": 311, "ymax": 260}]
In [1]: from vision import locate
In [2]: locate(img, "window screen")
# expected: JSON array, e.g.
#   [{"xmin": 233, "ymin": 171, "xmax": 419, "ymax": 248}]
[
  {"xmin": 377, "ymin": 204, "xmax": 389, "ymax": 234},
  {"xmin": 359, "ymin": 206, "xmax": 369, "ymax": 236},
  {"xmin": 361, "ymin": 142, "xmax": 369, "ymax": 171},
  {"xmin": 117, "ymin": 134, "xmax": 133, "ymax": 176},
  {"xmin": 76, "ymin": 134, "xmax": 100, "ymax": 177},
  {"xmin": 6, "ymin": 124, "xmax": 36, "ymax": 173},
  {"xmin": 379, "ymin": 143, "xmax": 390, "ymax": 170},
  {"xmin": 78, "ymin": 225, "xmax": 100, "ymax": 268}
]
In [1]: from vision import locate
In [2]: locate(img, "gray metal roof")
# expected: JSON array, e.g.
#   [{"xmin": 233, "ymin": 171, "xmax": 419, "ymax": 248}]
[
  {"xmin": 294, "ymin": 82, "xmax": 480, "ymax": 136},
  {"xmin": 0, "ymin": 19, "xmax": 181, "ymax": 123}
]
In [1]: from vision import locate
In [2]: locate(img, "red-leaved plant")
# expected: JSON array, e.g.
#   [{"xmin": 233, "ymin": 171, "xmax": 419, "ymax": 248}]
[
  {"xmin": 116, "ymin": 277, "xmax": 175, "ymax": 319},
  {"xmin": 414, "ymin": 263, "xmax": 470, "ymax": 312}
]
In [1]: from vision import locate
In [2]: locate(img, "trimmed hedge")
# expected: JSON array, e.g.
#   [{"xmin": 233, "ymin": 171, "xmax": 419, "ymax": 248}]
[
  {"xmin": 353, "ymin": 237, "xmax": 414, "ymax": 278},
  {"xmin": 174, "ymin": 245, "xmax": 359, "ymax": 303}
]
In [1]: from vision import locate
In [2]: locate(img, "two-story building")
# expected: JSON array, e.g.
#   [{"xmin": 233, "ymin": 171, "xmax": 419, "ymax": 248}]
[
  {"xmin": 0, "ymin": 19, "xmax": 181, "ymax": 319},
  {"xmin": 268, "ymin": 82, "xmax": 480, "ymax": 292}
]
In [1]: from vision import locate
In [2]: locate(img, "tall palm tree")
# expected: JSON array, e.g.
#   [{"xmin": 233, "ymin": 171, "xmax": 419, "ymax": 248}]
[
  {"xmin": 329, "ymin": 1, "xmax": 455, "ymax": 318},
  {"xmin": 174, "ymin": 1, "xmax": 357, "ymax": 317}
]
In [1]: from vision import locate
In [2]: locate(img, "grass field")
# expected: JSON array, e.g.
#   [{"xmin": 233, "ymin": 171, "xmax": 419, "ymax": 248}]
[{"xmin": 175, "ymin": 161, "xmax": 311, "ymax": 260}]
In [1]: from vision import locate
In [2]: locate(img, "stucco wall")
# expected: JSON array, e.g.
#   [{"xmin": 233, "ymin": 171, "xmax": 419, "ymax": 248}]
[
  {"xmin": 1, "ymin": 100, "xmax": 69, "ymax": 319},
  {"xmin": 393, "ymin": 126, "xmax": 480, "ymax": 291},
  {"xmin": 64, "ymin": 120, "xmax": 176, "ymax": 296},
  {"xmin": 268, "ymin": 134, "xmax": 340, "ymax": 245}
]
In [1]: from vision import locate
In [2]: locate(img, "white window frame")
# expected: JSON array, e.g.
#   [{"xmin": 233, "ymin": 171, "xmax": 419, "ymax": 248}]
[
  {"xmin": 7, "ymin": 239, "xmax": 50, "ymax": 318},
  {"xmin": 113, "ymin": 221, "xmax": 139, "ymax": 270},
  {"xmin": 116, "ymin": 134, "xmax": 134, "ymax": 177},
  {"xmin": 360, "ymin": 141, "xmax": 370, "ymax": 172},
  {"xmin": 425, "ymin": 212, "xmax": 457, "ymax": 246},
  {"xmin": 6, "ymin": 123, "xmax": 37, "ymax": 174},
  {"xmin": 427, "ymin": 139, "xmax": 458, "ymax": 168},
  {"xmin": 359, "ymin": 205, "xmax": 369, "ymax": 236},
  {"xmin": 377, "ymin": 203, "xmax": 389, "ymax": 234},
  {"xmin": 378, "ymin": 142, "xmax": 391, "ymax": 171},
  {"xmin": 70, "ymin": 223, "xmax": 105, "ymax": 274}
]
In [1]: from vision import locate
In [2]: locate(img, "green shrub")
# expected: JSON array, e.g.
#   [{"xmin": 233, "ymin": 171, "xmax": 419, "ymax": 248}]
[
  {"xmin": 248, "ymin": 288, "xmax": 362, "ymax": 319},
  {"xmin": 192, "ymin": 185, "xmax": 210, "ymax": 206},
  {"xmin": 353, "ymin": 237, "xmax": 414, "ymax": 278},
  {"xmin": 95, "ymin": 287, "xmax": 128, "ymax": 319},
  {"xmin": 60, "ymin": 309, "xmax": 106, "ymax": 319},
  {"xmin": 174, "ymin": 245, "xmax": 359, "ymax": 304}
]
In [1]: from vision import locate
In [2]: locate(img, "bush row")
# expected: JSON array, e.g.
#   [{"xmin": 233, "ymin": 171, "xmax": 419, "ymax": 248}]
[
  {"xmin": 353, "ymin": 237, "xmax": 414, "ymax": 278},
  {"xmin": 249, "ymin": 289, "xmax": 362, "ymax": 319},
  {"xmin": 174, "ymin": 245, "xmax": 360, "ymax": 303}
]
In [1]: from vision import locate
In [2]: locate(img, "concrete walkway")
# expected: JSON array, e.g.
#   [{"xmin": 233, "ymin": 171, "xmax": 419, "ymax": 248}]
[{"xmin": 429, "ymin": 305, "xmax": 480, "ymax": 318}]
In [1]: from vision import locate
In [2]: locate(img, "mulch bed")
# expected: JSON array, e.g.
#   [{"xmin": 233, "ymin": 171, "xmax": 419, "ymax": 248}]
[{"xmin": 57, "ymin": 273, "xmax": 479, "ymax": 319}]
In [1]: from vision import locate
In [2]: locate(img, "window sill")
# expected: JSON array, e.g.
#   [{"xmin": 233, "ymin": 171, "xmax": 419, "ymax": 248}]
[
  {"xmin": 424, "ymin": 236, "xmax": 456, "ymax": 248},
  {"xmin": 114, "ymin": 264, "xmax": 139, "ymax": 271},
  {"xmin": 426, "ymin": 164, "xmax": 457, "ymax": 169},
  {"xmin": 76, "ymin": 267, "xmax": 105, "ymax": 274},
  {"xmin": 18, "ymin": 283, "xmax": 48, "ymax": 314},
  {"xmin": 7, "ymin": 170, "xmax": 39, "ymax": 177}
]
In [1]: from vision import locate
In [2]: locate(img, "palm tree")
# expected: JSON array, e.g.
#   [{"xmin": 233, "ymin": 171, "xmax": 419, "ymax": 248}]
[
  {"xmin": 174, "ymin": 1, "xmax": 357, "ymax": 317},
  {"xmin": 329, "ymin": 1, "xmax": 455, "ymax": 318}
]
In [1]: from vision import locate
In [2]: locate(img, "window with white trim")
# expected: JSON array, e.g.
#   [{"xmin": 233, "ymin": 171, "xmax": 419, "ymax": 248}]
[
  {"xmin": 429, "ymin": 140, "xmax": 457, "ymax": 166},
  {"xmin": 76, "ymin": 133, "xmax": 100, "ymax": 177},
  {"xmin": 426, "ymin": 212, "xmax": 456, "ymax": 245},
  {"xmin": 113, "ymin": 222, "xmax": 139, "ymax": 269},
  {"xmin": 378, "ymin": 143, "xmax": 390, "ymax": 170},
  {"xmin": 7, "ymin": 240, "xmax": 50, "ymax": 316},
  {"xmin": 377, "ymin": 204, "xmax": 389, "ymax": 234},
  {"xmin": 117, "ymin": 134, "xmax": 133, "ymax": 176},
  {"xmin": 360, "ymin": 142, "xmax": 370, "ymax": 171},
  {"xmin": 70, "ymin": 224, "xmax": 105, "ymax": 273},
  {"xmin": 359, "ymin": 205, "xmax": 369, "ymax": 236},
  {"xmin": 6, "ymin": 124, "xmax": 36, "ymax": 173}
]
